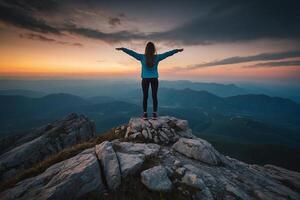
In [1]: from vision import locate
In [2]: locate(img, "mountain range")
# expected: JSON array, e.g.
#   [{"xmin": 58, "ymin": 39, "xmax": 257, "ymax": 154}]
[{"xmin": 0, "ymin": 88, "xmax": 299, "ymax": 171}]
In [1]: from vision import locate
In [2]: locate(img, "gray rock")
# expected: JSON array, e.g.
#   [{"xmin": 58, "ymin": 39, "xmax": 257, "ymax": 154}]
[
  {"xmin": 0, "ymin": 149, "xmax": 105, "ymax": 200},
  {"xmin": 125, "ymin": 127, "xmax": 131, "ymax": 138},
  {"xmin": 174, "ymin": 160, "xmax": 182, "ymax": 167},
  {"xmin": 176, "ymin": 128, "xmax": 194, "ymax": 138},
  {"xmin": 95, "ymin": 141, "xmax": 121, "ymax": 191},
  {"xmin": 128, "ymin": 132, "xmax": 141, "ymax": 139},
  {"xmin": 181, "ymin": 172, "xmax": 206, "ymax": 189},
  {"xmin": 176, "ymin": 167, "xmax": 186, "ymax": 176},
  {"xmin": 162, "ymin": 128, "xmax": 173, "ymax": 138},
  {"xmin": 225, "ymin": 183, "xmax": 252, "ymax": 200},
  {"xmin": 141, "ymin": 166, "xmax": 172, "ymax": 191},
  {"xmin": 117, "ymin": 152, "xmax": 145, "ymax": 177},
  {"xmin": 195, "ymin": 188, "xmax": 214, "ymax": 200},
  {"xmin": 159, "ymin": 135, "xmax": 166, "ymax": 143},
  {"xmin": 175, "ymin": 119, "xmax": 189, "ymax": 131},
  {"xmin": 147, "ymin": 129, "xmax": 153, "ymax": 139},
  {"xmin": 159, "ymin": 130, "xmax": 169, "ymax": 141},
  {"xmin": 154, "ymin": 136, "xmax": 159, "ymax": 143},
  {"xmin": 253, "ymin": 164, "xmax": 300, "ymax": 192},
  {"xmin": 129, "ymin": 118, "xmax": 143, "ymax": 132},
  {"xmin": 125, "ymin": 116, "xmax": 195, "ymax": 144},
  {"xmin": 165, "ymin": 166, "xmax": 174, "ymax": 177},
  {"xmin": 0, "ymin": 113, "xmax": 95, "ymax": 179},
  {"xmin": 142, "ymin": 129, "xmax": 148, "ymax": 139},
  {"xmin": 113, "ymin": 142, "xmax": 160, "ymax": 157},
  {"xmin": 181, "ymin": 172, "xmax": 215, "ymax": 200},
  {"xmin": 173, "ymin": 138, "xmax": 222, "ymax": 165}
]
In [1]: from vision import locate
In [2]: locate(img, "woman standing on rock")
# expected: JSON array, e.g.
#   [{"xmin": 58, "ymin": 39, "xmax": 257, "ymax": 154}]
[{"xmin": 116, "ymin": 42, "xmax": 183, "ymax": 120}]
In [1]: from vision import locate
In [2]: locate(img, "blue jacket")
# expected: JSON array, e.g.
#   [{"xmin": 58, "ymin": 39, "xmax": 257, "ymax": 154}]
[{"xmin": 121, "ymin": 48, "xmax": 179, "ymax": 78}]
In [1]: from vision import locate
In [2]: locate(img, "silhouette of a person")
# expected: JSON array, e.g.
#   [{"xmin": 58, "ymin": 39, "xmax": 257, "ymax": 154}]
[{"xmin": 116, "ymin": 42, "xmax": 183, "ymax": 120}]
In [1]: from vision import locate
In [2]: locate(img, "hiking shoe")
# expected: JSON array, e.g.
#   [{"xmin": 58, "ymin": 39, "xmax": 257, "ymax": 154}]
[
  {"xmin": 152, "ymin": 112, "xmax": 158, "ymax": 120},
  {"xmin": 142, "ymin": 112, "xmax": 148, "ymax": 120}
]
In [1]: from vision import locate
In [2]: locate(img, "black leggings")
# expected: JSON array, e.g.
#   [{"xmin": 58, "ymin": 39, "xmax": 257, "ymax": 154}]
[{"xmin": 142, "ymin": 78, "xmax": 158, "ymax": 112}]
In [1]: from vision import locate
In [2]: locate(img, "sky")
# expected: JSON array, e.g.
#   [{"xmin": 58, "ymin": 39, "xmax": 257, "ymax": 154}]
[{"xmin": 0, "ymin": 0, "xmax": 300, "ymax": 85}]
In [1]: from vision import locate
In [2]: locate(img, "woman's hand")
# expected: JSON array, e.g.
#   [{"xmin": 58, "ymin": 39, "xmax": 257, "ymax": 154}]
[
  {"xmin": 115, "ymin": 47, "xmax": 123, "ymax": 51},
  {"xmin": 176, "ymin": 48, "xmax": 184, "ymax": 52}
]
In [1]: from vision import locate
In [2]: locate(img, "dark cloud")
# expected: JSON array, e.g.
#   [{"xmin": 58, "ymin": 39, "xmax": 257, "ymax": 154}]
[
  {"xmin": 3, "ymin": 0, "xmax": 59, "ymax": 13},
  {"xmin": 244, "ymin": 60, "xmax": 300, "ymax": 68},
  {"xmin": 118, "ymin": 13, "xmax": 126, "ymax": 18},
  {"xmin": 150, "ymin": 0, "xmax": 300, "ymax": 45},
  {"xmin": 108, "ymin": 17, "xmax": 121, "ymax": 27},
  {"xmin": 1, "ymin": 0, "xmax": 300, "ymax": 45},
  {"xmin": 19, "ymin": 33, "xmax": 56, "ymax": 42},
  {"xmin": 179, "ymin": 50, "xmax": 300, "ymax": 69},
  {"xmin": 19, "ymin": 33, "xmax": 83, "ymax": 47},
  {"xmin": 65, "ymin": 24, "xmax": 146, "ymax": 44},
  {"xmin": 0, "ymin": 2, "xmax": 61, "ymax": 34}
]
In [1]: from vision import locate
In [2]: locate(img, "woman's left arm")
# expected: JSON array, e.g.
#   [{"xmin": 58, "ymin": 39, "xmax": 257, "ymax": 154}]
[{"xmin": 156, "ymin": 49, "xmax": 183, "ymax": 62}]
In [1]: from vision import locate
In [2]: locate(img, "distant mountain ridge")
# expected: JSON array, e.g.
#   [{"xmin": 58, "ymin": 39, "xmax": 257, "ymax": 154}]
[
  {"xmin": 0, "ymin": 79, "xmax": 250, "ymax": 98},
  {"xmin": 1, "ymin": 88, "xmax": 299, "ymax": 134},
  {"xmin": 0, "ymin": 89, "xmax": 46, "ymax": 98},
  {"xmin": 160, "ymin": 80, "xmax": 249, "ymax": 96},
  {"xmin": 127, "ymin": 87, "xmax": 300, "ymax": 126}
]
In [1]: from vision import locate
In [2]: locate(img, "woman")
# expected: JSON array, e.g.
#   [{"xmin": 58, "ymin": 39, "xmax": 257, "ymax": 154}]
[{"xmin": 116, "ymin": 42, "xmax": 183, "ymax": 120}]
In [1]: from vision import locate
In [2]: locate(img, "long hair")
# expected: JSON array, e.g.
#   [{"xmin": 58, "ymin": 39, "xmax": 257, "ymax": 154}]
[{"xmin": 145, "ymin": 42, "xmax": 156, "ymax": 68}]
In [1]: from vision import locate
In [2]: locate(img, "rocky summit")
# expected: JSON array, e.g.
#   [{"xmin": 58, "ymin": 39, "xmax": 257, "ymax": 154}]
[{"xmin": 0, "ymin": 115, "xmax": 300, "ymax": 200}]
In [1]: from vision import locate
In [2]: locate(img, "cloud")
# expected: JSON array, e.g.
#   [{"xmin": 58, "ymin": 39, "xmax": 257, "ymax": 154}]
[
  {"xmin": 108, "ymin": 17, "xmax": 121, "ymax": 27},
  {"xmin": 19, "ymin": 33, "xmax": 83, "ymax": 47},
  {"xmin": 179, "ymin": 50, "xmax": 300, "ymax": 70},
  {"xmin": 243, "ymin": 60, "xmax": 300, "ymax": 68},
  {"xmin": 0, "ymin": 2, "xmax": 61, "ymax": 34},
  {"xmin": 1, "ymin": 0, "xmax": 300, "ymax": 46},
  {"xmin": 2, "ymin": 0, "xmax": 59, "ymax": 13},
  {"xmin": 149, "ymin": 0, "xmax": 300, "ymax": 45},
  {"xmin": 0, "ymin": 0, "xmax": 146, "ymax": 44},
  {"xmin": 65, "ymin": 24, "xmax": 147, "ymax": 44}
]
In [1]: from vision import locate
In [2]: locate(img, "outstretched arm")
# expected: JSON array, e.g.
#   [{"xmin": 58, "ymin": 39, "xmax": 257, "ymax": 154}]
[
  {"xmin": 157, "ymin": 48, "xmax": 183, "ymax": 62},
  {"xmin": 116, "ymin": 47, "xmax": 142, "ymax": 61}
]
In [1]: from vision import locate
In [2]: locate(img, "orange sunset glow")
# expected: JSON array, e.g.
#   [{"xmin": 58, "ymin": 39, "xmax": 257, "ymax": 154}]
[{"xmin": 0, "ymin": 0, "xmax": 299, "ymax": 84}]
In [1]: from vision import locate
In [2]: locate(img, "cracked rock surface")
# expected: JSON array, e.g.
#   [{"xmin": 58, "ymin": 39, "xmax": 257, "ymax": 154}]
[
  {"xmin": 0, "ymin": 113, "xmax": 95, "ymax": 180},
  {"xmin": 1, "ymin": 115, "xmax": 300, "ymax": 200}
]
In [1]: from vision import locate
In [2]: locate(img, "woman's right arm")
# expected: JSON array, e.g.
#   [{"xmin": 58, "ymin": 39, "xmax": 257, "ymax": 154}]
[{"xmin": 116, "ymin": 47, "xmax": 142, "ymax": 61}]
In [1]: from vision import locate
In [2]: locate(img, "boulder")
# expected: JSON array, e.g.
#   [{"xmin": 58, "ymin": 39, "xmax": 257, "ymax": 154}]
[
  {"xmin": 141, "ymin": 165, "xmax": 172, "ymax": 191},
  {"xmin": 175, "ymin": 119, "xmax": 189, "ymax": 131},
  {"xmin": 113, "ymin": 142, "xmax": 160, "ymax": 157},
  {"xmin": 0, "ymin": 149, "xmax": 105, "ymax": 200},
  {"xmin": 95, "ymin": 141, "xmax": 121, "ymax": 191},
  {"xmin": 141, "ymin": 129, "xmax": 148, "ymax": 139},
  {"xmin": 181, "ymin": 172, "xmax": 206, "ymax": 189},
  {"xmin": 124, "ymin": 116, "xmax": 194, "ymax": 144},
  {"xmin": 172, "ymin": 138, "xmax": 222, "ymax": 165},
  {"xmin": 117, "ymin": 152, "xmax": 145, "ymax": 177},
  {"xmin": 0, "ymin": 113, "xmax": 96, "ymax": 180}
]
